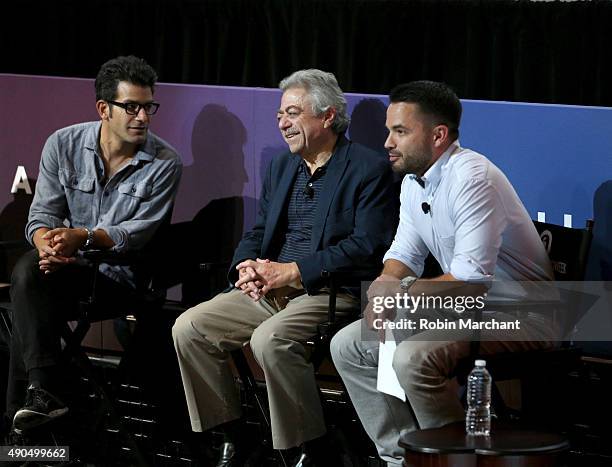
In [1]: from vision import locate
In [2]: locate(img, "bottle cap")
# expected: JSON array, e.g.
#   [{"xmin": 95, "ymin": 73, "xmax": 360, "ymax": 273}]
[{"xmin": 475, "ymin": 359, "xmax": 486, "ymax": 367}]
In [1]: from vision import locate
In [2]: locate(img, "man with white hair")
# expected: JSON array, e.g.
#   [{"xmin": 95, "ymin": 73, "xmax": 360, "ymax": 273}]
[{"xmin": 173, "ymin": 69, "xmax": 396, "ymax": 466}]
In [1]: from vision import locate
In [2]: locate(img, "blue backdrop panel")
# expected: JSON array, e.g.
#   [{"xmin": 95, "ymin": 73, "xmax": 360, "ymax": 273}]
[{"xmin": 462, "ymin": 100, "xmax": 612, "ymax": 228}]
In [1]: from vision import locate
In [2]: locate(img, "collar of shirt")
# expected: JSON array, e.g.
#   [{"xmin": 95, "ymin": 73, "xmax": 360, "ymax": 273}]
[
  {"xmin": 409, "ymin": 139, "xmax": 460, "ymax": 197},
  {"xmin": 298, "ymin": 153, "xmax": 331, "ymax": 176},
  {"xmin": 83, "ymin": 121, "xmax": 156, "ymax": 165}
]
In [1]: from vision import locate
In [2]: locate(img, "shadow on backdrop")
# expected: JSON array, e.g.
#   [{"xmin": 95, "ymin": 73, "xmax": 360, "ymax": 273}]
[
  {"xmin": 583, "ymin": 180, "xmax": 612, "ymax": 357},
  {"xmin": 175, "ymin": 104, "xmax": 257, "ymax": 304},
  {"xmin": 348, "ymin": 98, "xmax": 388, "ymax": 156},
  {"xmin": 349, "ymin": 97, "xmax": 404, "ymax": 220},
  {"xmin": 0, "ymin": 179, "xmax": 36, "ymax": 283},
  {"xmin": 586, "ymin": 180, "xmax": 612, "ymax": 281},
  {"xmin": 259, "ymin": 145, "xmax": 287, "ymax": 186},
  {"xmin": 114, "ymin": 107, "xmax": 258, "ymax": 436}
]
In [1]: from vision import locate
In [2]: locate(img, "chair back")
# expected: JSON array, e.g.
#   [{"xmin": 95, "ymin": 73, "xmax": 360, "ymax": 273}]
[{"xmin": 533, "ymin": 220, "xmax": 593, "ymax": 281}]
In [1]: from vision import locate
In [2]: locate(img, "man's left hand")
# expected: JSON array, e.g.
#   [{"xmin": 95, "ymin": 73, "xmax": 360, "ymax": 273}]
[
  {"xmin": 43, "ymin": 228, "xmax": 87, "ymax": 258},
  {"xmin": 235, "ymin": 259, "xmax": 301, "ymax": 296}
]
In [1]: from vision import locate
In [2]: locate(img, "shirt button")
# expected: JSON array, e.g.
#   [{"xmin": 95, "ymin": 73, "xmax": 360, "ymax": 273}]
[{"xmin": 104, "ymin": 191, "xmax": 110, "ymax": 197}]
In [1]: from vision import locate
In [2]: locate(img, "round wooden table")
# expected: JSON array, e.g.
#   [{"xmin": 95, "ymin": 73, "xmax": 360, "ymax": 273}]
[{"xmin": 399, "ymin": 422, "xmax": 569, "ymax": 467}]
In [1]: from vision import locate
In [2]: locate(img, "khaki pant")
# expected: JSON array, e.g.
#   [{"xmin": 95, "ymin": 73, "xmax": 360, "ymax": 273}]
[{"xmin": 172, "ymin": 288, "xmax": 358, "ymax": 449}]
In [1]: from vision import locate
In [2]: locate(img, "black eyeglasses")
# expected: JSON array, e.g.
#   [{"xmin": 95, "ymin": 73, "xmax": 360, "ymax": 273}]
[{"xmin": 107, "ymin": 100, "xmax": 160, "ymax": 115}]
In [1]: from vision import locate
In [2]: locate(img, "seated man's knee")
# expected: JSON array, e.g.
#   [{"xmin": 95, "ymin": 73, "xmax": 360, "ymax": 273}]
[
  {"xmin": 330, "ymin": 323, "xmax": 357, "ymax": 369},
  {"xmin": 249, "ymin": 324, "xmax": 292, "ymax": 368},
  {"xmin": 172, "ymin": 308, "xmax": 198, "ymax": 345},
  {"xmin": 392, "ymin": 341, "xmax": 434, "ymax": 383},
  {"xmin": 10, "ymin": 250, "xmax": 41, "ymax": 291}
]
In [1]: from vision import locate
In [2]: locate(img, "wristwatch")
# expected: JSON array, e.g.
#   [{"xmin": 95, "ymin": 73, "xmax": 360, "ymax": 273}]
[
  {"xmin": 399, "ymin": 275, "xmax": 417, "ymax": 292},
  {"xmin": 82, "ymin": 228, "xmax": 94, "ymax": 250}
]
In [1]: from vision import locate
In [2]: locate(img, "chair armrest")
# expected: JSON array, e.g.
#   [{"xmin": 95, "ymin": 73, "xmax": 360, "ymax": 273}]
[
  {"xmin": 199, "ymin": 261, "xmax": 231, "ymax": 273},
  {"xmin": 320, "ymin": 269, "xmax": 374, "ymax": 326},
  {"xmin": 82, "ymin": 249, "xmax": 147, "ymax": 266},
  {"xmin": 320, "ymin": 269, "xmax": 376, "ymax": 283},
  {"xmin": 0, "ymin": 239, "xmax": 29, "ymax": 249}
]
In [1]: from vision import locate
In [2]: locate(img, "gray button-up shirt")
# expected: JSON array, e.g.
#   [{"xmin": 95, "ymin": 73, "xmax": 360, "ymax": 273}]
[{"xmin": 27, "ymin": 121, "xmax": 182, "ymax": 286}]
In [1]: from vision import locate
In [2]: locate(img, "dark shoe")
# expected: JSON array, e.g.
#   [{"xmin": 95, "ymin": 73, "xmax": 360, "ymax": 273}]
[
  {"xmin": 293, "ymin": 447, "xmax": 343, "ymax": 467},
  {"xmin": 294, "ymin": 452, "xmax": 311, "ymax": 467},
  {"xmin": 3, "ymin": 428, "xmax": 25, "ymax": 446},
  {"xmin": 216, "ymin": 441, "xmax": 262, "ymax": 467},
  {"xmin": 216, "ymin": 442, "xmax": 238, "ymax": 467},
  {"xmin": 12, "ymin": 385, "xmax": 68, "ymax": 433}
]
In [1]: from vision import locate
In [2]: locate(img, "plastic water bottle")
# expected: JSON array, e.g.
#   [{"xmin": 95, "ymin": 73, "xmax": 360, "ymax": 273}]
[{"xmin": 465, "ymin": 359, "xmax": 491, "ymax": 436}]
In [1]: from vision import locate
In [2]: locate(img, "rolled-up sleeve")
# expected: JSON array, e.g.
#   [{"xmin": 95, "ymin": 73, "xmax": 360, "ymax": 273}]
[
  {"xmin": 98, "ymin": 156, "xmax": 182, "ymax": 252},
  {"xmin": 26, "ymin": 132, "xmax": 69, "ymax": 244},
  {"xmin": 448, "ymin": 178, "xmax": 507, "ymax": 282}
]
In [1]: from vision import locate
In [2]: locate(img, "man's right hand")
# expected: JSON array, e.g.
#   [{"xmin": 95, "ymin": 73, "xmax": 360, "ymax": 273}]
[
  {"xmin": 33, "ymin": 228, "xmax": 76, "ymax": 274},
  {"xmin": 236, "ymin": 259, "xmax": 269, "ymax": 301}
]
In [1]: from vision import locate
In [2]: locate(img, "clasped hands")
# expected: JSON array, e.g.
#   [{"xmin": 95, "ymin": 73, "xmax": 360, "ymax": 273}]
[
  {"xmin": 37, "ymin": 227, "xmax": 87, "ymax": 274},
  {"xmin": 234, "ymin": 258, "xmax": 300, "ymax": 301}
]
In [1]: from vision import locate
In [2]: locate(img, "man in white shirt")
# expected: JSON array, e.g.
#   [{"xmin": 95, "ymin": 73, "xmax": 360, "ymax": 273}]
[{"xmin": 330, "ymin": 81, "xmax": 555, "ymax": 466}]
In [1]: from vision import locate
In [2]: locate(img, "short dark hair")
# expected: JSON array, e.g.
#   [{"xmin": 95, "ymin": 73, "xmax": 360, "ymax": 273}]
[
  {"xmin": 95, "ymin": 55, "xmax": 158, "ymax": 101},
  {"xmin": 389, "ymin": 81, "xmax": 462, "ymax": 138}
]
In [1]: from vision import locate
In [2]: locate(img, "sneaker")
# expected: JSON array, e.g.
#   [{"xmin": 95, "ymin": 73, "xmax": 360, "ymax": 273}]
[{"xmin": 12, "ymin": 385, "xmax": 68, "ymax": 433}]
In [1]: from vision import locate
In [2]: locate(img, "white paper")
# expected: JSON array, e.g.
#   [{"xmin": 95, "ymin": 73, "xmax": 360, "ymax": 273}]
[{"xmin": 376, "ymin": 328, "xmax": 406, "ymax": 401}]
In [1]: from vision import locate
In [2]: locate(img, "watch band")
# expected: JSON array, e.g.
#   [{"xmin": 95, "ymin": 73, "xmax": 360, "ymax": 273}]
[
  {"xmin": 83, "ymin": 228, "xmax": 94, "ymax": 250},
  {"xmin": 399, "ymin": 275, "xmax": 417, "ymax": 292}
]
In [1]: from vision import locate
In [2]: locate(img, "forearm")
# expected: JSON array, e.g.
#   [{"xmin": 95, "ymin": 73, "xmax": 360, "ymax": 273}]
[
  {"xmin": 32, "ymin": 227, "xmax": 51, "ymax": 251},
  {"xmin": 38, "ymin": 226, "xmax": 115, "ymax": 256},
  {"xmin": 411, "ymin": 273, "xmax": 487, "ymax": 298},
  {"xmin": 284, "ymin": 262, "xmax": 302, "ymax": 288},
  {"xmin": 27, "ymin": 133, "xmax": 69, "ymax": 245},
  {"xmin": 88, "ymin": 228, "xmax": 115, "ymax": 250},
  {"xmin": 381, "ymin": 258, "xmax": 416, "ymax": 280}
]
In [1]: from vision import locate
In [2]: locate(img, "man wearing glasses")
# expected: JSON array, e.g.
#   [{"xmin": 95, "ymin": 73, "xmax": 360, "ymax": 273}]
[
  {"xmin": 173, "ymin": 69, "xmax": 396, "ymax": 466},
  {"xmin": 6, "ymin": 55, "xmax": 181, "ymax": 435}
]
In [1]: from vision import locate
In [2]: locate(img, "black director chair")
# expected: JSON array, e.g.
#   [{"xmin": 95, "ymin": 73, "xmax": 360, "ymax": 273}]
[
  {"xmin": 453, "ymin": 219, "xmax": 595, "ymax": 424},
  {"xmin": 49, "ymin": 221, "xmax": 201, "ymax": 465},
  {"xmin": 0, "ymin": 244, "xmax": 153, "ymax": 463}
]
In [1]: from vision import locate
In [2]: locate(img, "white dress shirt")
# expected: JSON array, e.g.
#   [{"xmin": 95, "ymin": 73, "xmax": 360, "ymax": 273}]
[{"xmin": 383, "ymin": 141, "xmax": 553, "ymax": 285}]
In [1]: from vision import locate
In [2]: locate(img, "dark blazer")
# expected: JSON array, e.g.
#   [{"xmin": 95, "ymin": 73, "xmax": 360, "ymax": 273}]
[{"xmin": 230, "ymin": 136, "xmax": 397, "ymax": 293}]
